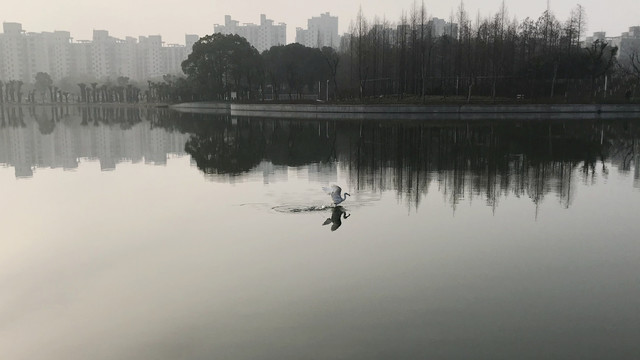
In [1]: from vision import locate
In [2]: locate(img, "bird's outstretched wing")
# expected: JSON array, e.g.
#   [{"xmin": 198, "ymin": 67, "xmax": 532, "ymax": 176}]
[
  {"xmin": 323, "ymin": 185, "xmax": 343, "ymax": 204},
  {"xmin": 323, "ymin": 185, "xmax": 341, "ymax": 194}
]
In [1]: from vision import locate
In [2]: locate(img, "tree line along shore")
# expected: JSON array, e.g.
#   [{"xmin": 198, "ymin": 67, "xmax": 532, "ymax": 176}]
[{"xmin": 1, "ymin": 4, "xmax": 639, "ymax": 106}]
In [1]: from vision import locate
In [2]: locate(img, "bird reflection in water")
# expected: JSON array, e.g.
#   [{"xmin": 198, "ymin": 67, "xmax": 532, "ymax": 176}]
[{"xmin": 322, "ymin": 206, "xmax": 350, "ymax": 231}]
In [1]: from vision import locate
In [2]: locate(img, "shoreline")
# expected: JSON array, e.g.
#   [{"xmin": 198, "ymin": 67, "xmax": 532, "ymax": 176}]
[
  {"xmin": 4, "ymin": 102, "xmax": 640, "ymax": 120},
  {"xmin": 170, "ymin": 102, "xmax": 640, "ymax": 120}
]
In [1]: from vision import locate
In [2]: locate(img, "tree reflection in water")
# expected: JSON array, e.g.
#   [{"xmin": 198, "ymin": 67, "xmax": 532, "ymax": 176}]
[
  {"xmin": 168, "ymin": 113, "xmax": 640, "ymax": 211},
  {"xmin": 1, "ymin": 105, "xmax": 640, "ymax": 212}
]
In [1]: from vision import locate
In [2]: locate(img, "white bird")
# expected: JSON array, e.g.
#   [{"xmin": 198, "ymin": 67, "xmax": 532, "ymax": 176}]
[{"xmin": 323, "ymin": 185, "xmax": 350, "ymax": 205}]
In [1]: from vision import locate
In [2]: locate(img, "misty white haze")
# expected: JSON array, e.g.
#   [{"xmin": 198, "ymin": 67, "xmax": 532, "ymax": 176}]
[{"xmin": 4, "ymin": 0, "xmax": 639, "ymax": 44}]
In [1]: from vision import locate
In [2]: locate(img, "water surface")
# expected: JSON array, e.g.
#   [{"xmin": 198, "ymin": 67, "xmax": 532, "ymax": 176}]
[{"xmin": 1, "ymin": 105, "xmax": 639, "ymax": 359}]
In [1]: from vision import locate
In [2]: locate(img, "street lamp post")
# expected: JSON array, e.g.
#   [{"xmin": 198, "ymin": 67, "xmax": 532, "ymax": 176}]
[{"xmin": 326, "ymin": 80, "xmax": 329, "ymax": 101}]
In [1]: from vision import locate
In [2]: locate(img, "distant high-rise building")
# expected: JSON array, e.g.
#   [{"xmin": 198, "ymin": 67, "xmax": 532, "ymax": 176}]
[
  {"xmin": 185, "ymin": 34, "xmax": 199, "ymax": 54},
  {"xmin": 214, "ymin": 14, "xmax": 286, "ymax": 52},
  {"xmin": 0, "ymin": 28, "xmax": 73, "ymax": 82},
  {"xmin": 114, "ymin": 37, "xmax": 139, "ymax": 80},
  {"xmin": 584, "ymin": 29, "xmax": 639, "ymax": 53},
  {"xmin": 163, "ymin": 44, "xmax": 187, "ymax": 76},
  {"xmin": 47, "ymin": 31, "xmax": 72, "ymax": 81},
  {"xmin": 585, "ymin": 31, "xmax": 608, "ymax": 47},
  {"xmin": 24, "ymin": 32, "xmax": 50, "ymax": 81},
  {"xmin": 619, "ymin": 26, "xmax": 640, "ymax": 60},
  {"xmin": 138, "ymin": 35, "xmax": 163, "ymax": 79},
  {"xmin": 1, "ymin": 22, "xmax": 197, "ymax": 84},
  {"xmin": 70, "ymin": 40, "xmax": 92, "ymax": 78},
  {"xmin": 91, "ymin": 30, "xmax": 116, "ymax": 79},
  {"xmin": 295, "ymin": 12, "xmax": 339, "ymax": 49},
  {"xmin": 429, "ymin": 17, "xmax": 458, "ymax": 38},
  {"xmin": 0, "ymin": 22, "xmax": 27, "ymax": 81}
]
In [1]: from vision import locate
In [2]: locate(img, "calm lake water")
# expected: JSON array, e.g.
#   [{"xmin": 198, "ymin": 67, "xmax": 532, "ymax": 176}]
[{"xmin": 1, "ymin": 105, "xmax": 640, "ymax": 360}]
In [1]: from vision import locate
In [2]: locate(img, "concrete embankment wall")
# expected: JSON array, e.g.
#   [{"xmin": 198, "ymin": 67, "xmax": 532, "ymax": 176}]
[
  {"xmin": 171, "ymin": 102, "xmax": 640, "ymax": 120},
  {"xmin": 171, "ymin": 102, "xmax": 230, "ymax": 115}
]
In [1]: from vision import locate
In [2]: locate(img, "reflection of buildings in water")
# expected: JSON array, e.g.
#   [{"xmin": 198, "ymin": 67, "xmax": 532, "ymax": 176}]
[
  {"xmin": 307, "ymin": 162, "xmax": 338, "ymax": 185},
  {"xmin": 146, "ymin": 127, "xmax": 182, "ymax": 166},
  {"xmin": 0, "ymin": 107, "xmax": 190, "ymax": 178},
  {"xmin": 95, "ymin": 124, "xmax": 117, "ymax": 171},
  {"xmin": 258, "ymin": 161, "xmax": 287, "ymax": 185},
  {"xmin": 201, "ymin": 161, "xmax": 335, "ymax": 186},
  {"xmin": 198, "ymin": 160, "xmax": 338, "ymax": 188},
  {"xmin": 199, "ymin": 161, "xmax": 290, "ymax": 185},
  {"xmin": 1, "ymin": 125, "xmax": 35, "ymax": 178}
]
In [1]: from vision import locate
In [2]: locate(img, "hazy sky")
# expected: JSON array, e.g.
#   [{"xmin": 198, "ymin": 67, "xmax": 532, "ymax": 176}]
[{"xmin": 4, "ymin": 0, "xmax": 639, "ymax": 45}]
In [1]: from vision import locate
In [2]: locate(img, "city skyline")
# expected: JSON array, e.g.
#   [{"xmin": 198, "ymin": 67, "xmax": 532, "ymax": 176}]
[{"xmin": 4, "ymin": 0, "xmax": 639, "ymax": 45}]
